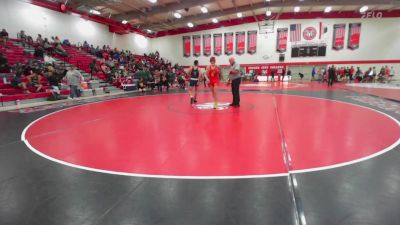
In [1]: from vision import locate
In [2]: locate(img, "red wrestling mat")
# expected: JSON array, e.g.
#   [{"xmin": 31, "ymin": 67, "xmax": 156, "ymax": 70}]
[{"xmin": 22, "ymin": 93, "xmax": 400, "ymax": 177}]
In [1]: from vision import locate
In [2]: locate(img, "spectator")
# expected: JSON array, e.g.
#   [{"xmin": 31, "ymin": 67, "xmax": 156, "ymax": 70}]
[
  {"xmin": 26, "ymin": 69, "xmax": 43, "ymax": 92},
  {"xmin": 389, "ymin": 66, "xmax": 395, "ymax": 82},
  {"xmin": 55, "ymin": 43, "xmax": 68, "ymax": 57},
  {"xmin": 43, "ymin": 38, "xmax": 53, "ymax": 52},
  {"xmin": 46, "ymin": 65, "xmax": 62, "ymax": 96},
  {"xmin": 0, "ymin": 53, "xmax": 11, "ymax": 73},
  {"xmin": 18, "ymin": 30, "xmax": 27, "ymax": 46},
  {"xmin": 0, "ymin": 28, "xmax": 9, "ymax": 47},
  {"xmin": 63, "ymin": 39, "xmax": 71, "ymax": 46},
  {"xmin": 34, "ymin": 45, "xmax": 45, "ymax": 59},
  {"xmin": 100, "ymin": 63, "xmax": 112, "ymax": 82},
  {"xmin": 66, "ymin": 65, "xmax": 82, "ymax": 99},
  {"xmin": 36, "ymin": 34, "xmax": 44, "ymax": 46},
  {"xmin": 53, "ymin": 36, "xmax": 61, "ymax": 45},
  {"xmin": 11, "ymin": 73, "xmax": 30, "ymax": 93},
  {"xmin": 83, "ymin": 41, "xmax": 89, "ymax": 49},
  {"xmin": 311, "ymin": 66, "xmax": 316, "ymax": 80}
]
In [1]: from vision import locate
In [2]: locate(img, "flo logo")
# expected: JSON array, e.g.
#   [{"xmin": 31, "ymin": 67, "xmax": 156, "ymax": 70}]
[
  {"xmin": 193, "ymin": 102, "xmax": 230, "ymax": 110},
  {"xmin": 303, "ymin": 27, "xmax": 317, "ymax": 41}
]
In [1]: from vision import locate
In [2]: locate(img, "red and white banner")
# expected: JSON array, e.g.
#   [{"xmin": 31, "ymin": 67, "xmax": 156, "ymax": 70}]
[
  {"xmin": 192, "ymin": 35, "xmax": 201, "ymax": 57},
  {"xmin": 247, "ymin": 30, "xmax": 257, "ymax": 54},
  {"xmin": 203, "ymin": 34, "xmax": 211, "ymax": 56},
  {"xmin": 213, "ymin": 33, "xmax": 222, "ymax": 56},
  {"xmin": 245, "ymin": 65, "xmax": 287, "ymax": 75},
  {"xmin": 224, "ymin": 32, "xmax": 234, "ymax": 55},
  {"xmin": 348, "ymin": 23, "xmax": 362, "ymax": 50},
  {"xmin": 276, "ymin": 28, "xmax": 288, "ymax": 52},
  {"xmin": 235, "ymin": 31, "xmax": 246, "ymax": 55},
  {"xmin": 332, "ymin": 24, "xmax": 346, "ymax": 50},
  {"xmin": 183, "ymin": 36, "xmax": 191, "ymax": 57},
  {"xmin": 319, "ymin": 22, "xmax": 328, "ymax": 40}
]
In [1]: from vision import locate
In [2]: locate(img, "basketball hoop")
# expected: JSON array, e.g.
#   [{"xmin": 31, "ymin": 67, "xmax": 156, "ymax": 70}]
[{"xmin": 258, "ymin": 20, "xmax": 275, "ymax": 36}]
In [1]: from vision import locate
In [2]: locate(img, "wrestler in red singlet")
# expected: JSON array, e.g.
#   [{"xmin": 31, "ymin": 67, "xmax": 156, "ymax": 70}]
[{"xmin": 208, "ymin": 64, "xmax": 220, "ymax": 87}]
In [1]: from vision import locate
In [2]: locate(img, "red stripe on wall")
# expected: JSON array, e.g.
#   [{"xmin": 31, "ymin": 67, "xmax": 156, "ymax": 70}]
[{"xmin": 181, "ymin": 60, "xmax": 400, "ymax": 68}]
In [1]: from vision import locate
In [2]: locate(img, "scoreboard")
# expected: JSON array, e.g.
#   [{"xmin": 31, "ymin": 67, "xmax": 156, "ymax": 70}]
[{"xmin": 291, "ymin": 44, "xmax": 326, "ymax": 57}]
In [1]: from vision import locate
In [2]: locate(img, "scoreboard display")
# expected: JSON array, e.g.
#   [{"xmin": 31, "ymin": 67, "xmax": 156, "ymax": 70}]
[{"xmin": 291, "ymin": 44, "xmax": 326, "ymax": 57}]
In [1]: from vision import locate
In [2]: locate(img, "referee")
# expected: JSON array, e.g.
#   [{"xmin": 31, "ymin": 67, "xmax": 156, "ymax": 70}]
[{"xmin": 227, "ymin": 57, "xmax": 242, "ymax": 107}]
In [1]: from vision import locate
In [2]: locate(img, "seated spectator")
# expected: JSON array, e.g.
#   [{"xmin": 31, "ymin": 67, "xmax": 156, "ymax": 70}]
[
  {"xmin": 0, "ymin": 53, "xmax": 11, "ymax": 73},
  {"xmin": 63, "ymin": 39, "xmax": 71, "ymax": 46},
  {"xmin": 54, "ymin": 43, "xmax": 68, "ymax": 57},
  {"xmin": 36, "ymin": 34, "xmax": 44, "ymax": 46},
  {"xmin": 26, "ymin": 69, "xmax": 44, "ymax": 92},
  {"xmin": 53, "ymin": 36, "xmax": 61, "ymax": 45},
  {"xmin": 0, "ymin": 28, "xmax": 9, "ymax": 47},
  {"xmin": 34, "ymin": 46, "xmax": 45, "ymax": 59},
  {"xmin": 18, "ymin": 30, "xmax": 27, "ymax": 46},
  {"xmin": 100, "ymin": 63, "xmax": 112, "ymax": 82},
  {"xmin": 11, "ymin": 73, "xmax": 30, "ymax": 93},
  {"xmin": 137, "ymin": 77, "xmax": 146, "ymax": 92},
  {"xmin": 43, "ymin": 38, "xmax": 53, "ymax": 52},
  {"xmin": 83, "ymin": 41, "xmax": 89, "ymax": 49},
  {"xmin": 46, "ymin": 65, "xmax": 62, "ymax": 96}
]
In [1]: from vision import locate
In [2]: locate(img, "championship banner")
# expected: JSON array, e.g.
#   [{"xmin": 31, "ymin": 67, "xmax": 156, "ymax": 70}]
[
  {"xmin": 224, "ymin": 32, "xmax": 234, "ymax": 55},
  {"xmin": 193, "ymin": 35, "xmax": 201, "ymax": 57},
  {"xmin": 183, "ymin": 36, "xmax": 191, "ymax": 57},
  {"xmin": 276, "ymin": 28, "xmax": 288, "ymax": 52},
  {"xmin": 235, "ymin": 31, "xmax": 246, "ymax": 55},
  {"xmin": 348, "ymin": 23, "xmax": 362, "ymax": 50},
  {"xmin": 247, "ymin": 30, "xmax": 257, "ymax": 54},
  {"xmin": 332, "ymin": 24, "xmax": 346, "ymax": 50},
  {"xmin": 213, "ymin": 33, "xmax": 222, "ymax": 56},
  {"xmin": 203, "ymin": 34, "xmax": 211, "ymax": 56}
]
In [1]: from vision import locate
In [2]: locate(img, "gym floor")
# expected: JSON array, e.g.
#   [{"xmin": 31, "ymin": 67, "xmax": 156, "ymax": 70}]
[{"xmin": 1, "ymin": 82, "xmax": 399, "ymax": 225}]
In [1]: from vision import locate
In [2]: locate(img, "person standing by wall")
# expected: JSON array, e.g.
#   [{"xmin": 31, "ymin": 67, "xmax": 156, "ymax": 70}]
[
  {"xmin": 311, "ymin": 66, "xmax": 316, "ymax": 80},
  {"xmin": 328, "ymin": 65, "xmax": 336, "ymax": 87},
  {"xmin": 227, "ymin": 57, "xmax": 242, "ymax": 107}
]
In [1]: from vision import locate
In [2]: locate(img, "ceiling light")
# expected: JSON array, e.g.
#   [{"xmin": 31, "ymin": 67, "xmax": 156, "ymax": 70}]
[
  {"xmin": 266, "ymin": 10, "xmax": 272, "ymax": 16},
  {"xmin": 212, "ymin": 18, "xmax": 218, "ymax": 23},
  {"xmin": 187, "ymin": 22, "xmax": 194, "ymax": 28},
  {"xmin": 294, "ymin": 6, "xmax": 300, "ymax": 13},
  {"xmin": 148, "ymin": 0, "xmax": 157, "ymax": 3},
  {"xmin": 324, "ymin": 6, "xmax": 332, "ymax": 13},
  {"xmin": 360, "ymin": 6, "xmax": 369, "ymax": 13},
  {"xmin": 237, "ymin": 12, "xmax": 243, "ymax": 18},
  {"xmin": 201, "ymin": 6, "xmax": 208, "ymax": 13},
  {"xmin": 89, "ymin": 9, "xmax": 101, "ymax": 15},
  {"xmin": 122, "ymin": 20, "xmax": 128, "ymax": 24},
  {"xmin": 265, "ymin": 0, "xmax": 270, "ymax": 1},
  {"xmin": 174, "ymin": 12, "xmax": 182, "ymax": 19}
]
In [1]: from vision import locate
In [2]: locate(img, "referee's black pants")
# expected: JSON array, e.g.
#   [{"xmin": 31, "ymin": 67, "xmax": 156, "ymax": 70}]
[{"xmin": 231, "ymin": 78, "xmax": 241, "ymax": 106}]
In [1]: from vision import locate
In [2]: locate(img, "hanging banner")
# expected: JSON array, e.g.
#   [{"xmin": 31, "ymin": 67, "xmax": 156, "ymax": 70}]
[
  {"xmin": 192, "ymin": 35, "xmax": 201, "ymax": 57},
  {"xmin": 247, "ymin": 30, "xmax": 257, "ymax": 54},
  {"xmin": 235, "ymin": 31, "xmax": 246, "ymax": 55},
  {"xmin": 348, "ymin": 23, "xmax": 362, "ymax": 50},
  {"xmin": 183, "ymin": 36, "xmax": 191, "ymax": 57},
  {"xmin": 213, "ymin": 33, "xmax": 222, "ymax": 56},
  {"xmin": 203, "ymin": 34, "xmax": 211, "ymax": 56},
  {"xmin": 224, "ymin": 32, "xmax": 234, "ymax": 55},
  {"xmin": 276, "ymin": 28, "xmax": 288, "ymax": 52},
  {"xmin": 332, "ymin": 24, "xmax": 346, "ymax": 50}
]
